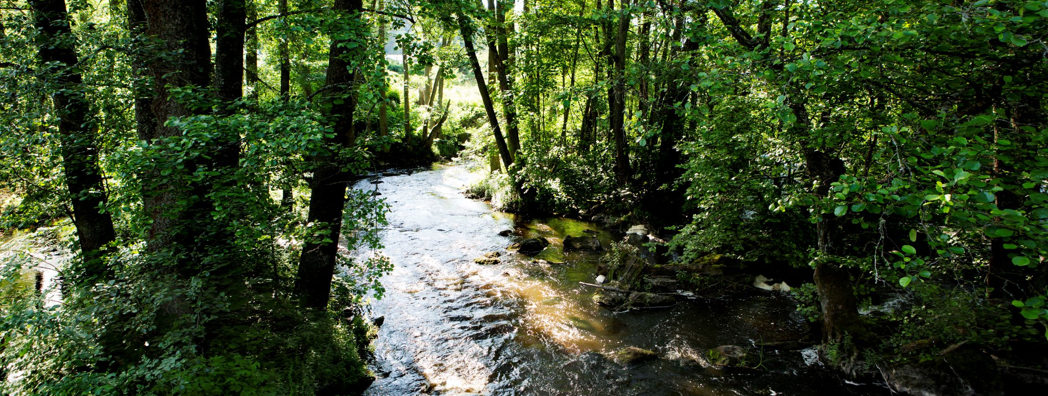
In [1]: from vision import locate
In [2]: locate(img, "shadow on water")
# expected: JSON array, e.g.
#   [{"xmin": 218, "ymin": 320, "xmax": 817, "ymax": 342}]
[{"xmin": 360, "ymin": 163, "xmax": 886, "ymax": 395}]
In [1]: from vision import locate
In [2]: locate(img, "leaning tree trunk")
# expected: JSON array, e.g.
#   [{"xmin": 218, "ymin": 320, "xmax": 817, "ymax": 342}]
[
  {"xmin": 484, "ymin": 6, "xmax": 519, "ymax": 161},
  {"xmin": 458, "ymin": 11, "xmax": 513, "ymax": 171},
  {"xmin": 30, "ymin": 0, "xmax": 117, "ymax": 284},
  {"xmin": 294, "ymin": 0, "xmax": 365, "ymax": 310}
]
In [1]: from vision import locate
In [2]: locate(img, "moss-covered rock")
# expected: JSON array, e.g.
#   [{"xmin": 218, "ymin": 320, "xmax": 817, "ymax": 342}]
[
  {"xmin": 473, "ymin": 251, "xmax": 501, "ymax": 265},
  {"xmin": 612, "ymin": 347, "xmax": 658, "ymax": 365},
  {"xmin": 708, "ymin": 345, "xmax": 749, "ymax": 367}
]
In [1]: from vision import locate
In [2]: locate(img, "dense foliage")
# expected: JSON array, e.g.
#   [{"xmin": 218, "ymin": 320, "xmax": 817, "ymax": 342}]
[
  {"xmin": 447, "ymin": 0, "xmax": 1048, "ymax": 372},
  {"xmin": 1, "ymin": 0, "xmax": 1046, "ymax": 393}
]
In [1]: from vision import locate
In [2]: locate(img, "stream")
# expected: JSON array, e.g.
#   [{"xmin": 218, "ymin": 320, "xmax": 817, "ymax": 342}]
[{"xmin": 359, "ymin": 163, "xmax": 886, "ymax": 395}]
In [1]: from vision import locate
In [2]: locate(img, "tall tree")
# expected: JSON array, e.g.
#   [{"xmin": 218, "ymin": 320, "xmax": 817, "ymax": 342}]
[
  {"xmin": 609, "ymin": 0, "xmax": 632, "ymax": 185},
  {"xmin": 30, "ymin": 0, "xmax": 117, "ymax": 283},
  {"xmin": 458, "ymin": 10, "xmax": 513, "ymax": 170},
  {"xmin": 129, "ymin": 0, "xmax": 215, "ymax": 262},
  {"xmin": 294, "ymin": 0, "xmax": 366, "ymax": 310}
]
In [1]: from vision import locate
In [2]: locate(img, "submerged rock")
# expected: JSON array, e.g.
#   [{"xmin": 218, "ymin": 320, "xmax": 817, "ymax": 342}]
[
  {"xmin": 709, "ymin": 345, "xmax": 749, "ymax": 367},
  {"xmin": 627, "ymin": 292, "xmax": 676, "ymax": 308},
  {"xmin": 473, "ymin": 251, "xmax": 502, "ymax": 265},
  {"xmin": 879, "ymin": 347, "xmax": 1003, "ymax": 396},
  {"xmin": 612, "ymin": 347, "xmax": 658, "ymax": 365},
  {"xmin": 593, "ymin": 290, "xmax": 629, "ymax": 307},
  {"xmin": 516, "ymin": 237, "xmax": 549, "ymax": 256},
  {"xmin": 498, "ymin": 229, "xmax": 513, "ymax": 237},
  {"xmin": 563, "ymin": 235, "xmax": 602, "ymax": 252}
]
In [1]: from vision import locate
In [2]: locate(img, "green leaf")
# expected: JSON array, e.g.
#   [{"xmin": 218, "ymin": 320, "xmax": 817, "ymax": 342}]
[
  {"xmin": 834, "ymin": 205, "xmax": 847, "ymax": 217},
  {"xmin": 974, "ymin": 191, "xmax": 996, "ymax": 203},
  {"xmin": 900, "ymin": 277, "xmax": 912, "ymax": 287},
  {"xmin": 919, "ymin": 270, "xmax": 931, "ymax": 278},
  {"xmin": 909, "ymin": 229, "xmax": 917, "ymax": 242},
  {"xmin": 1012, "ymin": 256, "xmax": 1031, "ymax": 266},
  {"xmin": 902, "ymin": 245, "xmax": 917, "ymax": 255},
  {"xmin": 1021, "ymin": 308, "xmax": 1041, "ymax": 320},
  {"xmin": 1013, "ymin": 300, "xmax": 1026, "ymax": 308}
]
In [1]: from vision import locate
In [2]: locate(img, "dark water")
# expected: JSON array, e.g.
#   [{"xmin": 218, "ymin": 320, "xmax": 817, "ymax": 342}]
[{"xmin": 360, "ymin": 163, "xmax": 887, "ymax": 395}]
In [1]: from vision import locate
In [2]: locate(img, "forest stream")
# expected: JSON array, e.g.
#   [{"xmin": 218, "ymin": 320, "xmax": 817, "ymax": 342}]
[{"xmin": 358, "ymin": 163, "xmax": 887, "ymax": 396}]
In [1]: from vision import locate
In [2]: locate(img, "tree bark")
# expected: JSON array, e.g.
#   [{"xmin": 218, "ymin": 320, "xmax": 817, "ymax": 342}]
[
  {"xmin": 245, "ymin": 0, "xmax": 259, "ymax": 99},
  {"xmin": 279, "ymin": 0, "xmax": 291, "ymax": 100},
  {"xmin": 609, "ymin": 0, "xmax": 632, "ymax": 185},
  {"xmin": 294, "ymin": 0, "xmax": 364, "ymax": 310},
  {"xmin": 376, "ymin": 0, "xmax": 388, "ymax": 136},
  {"xmin": 30, "ymin": 0, "xmax": 117, "ymax": 283},
  {"xmin": 484, "ymin": 5, "xmax": 520, "ymax": 160},
  {"xmin": 132, "ymin": 0, "xmax": 213, "ymax": 260},
  {"xmin": 403, "ymin": 54, "xmax": 411, "ymax": 140},
  {"xmin": 215, "ymin": 0, "xmax": 246, "ymax": 107}
]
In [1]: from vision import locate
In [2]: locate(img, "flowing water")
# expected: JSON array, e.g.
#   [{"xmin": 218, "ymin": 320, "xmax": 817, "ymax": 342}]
[{"xmin": 360, "ymin": 163, "xmax": 885, "ymax": 396}]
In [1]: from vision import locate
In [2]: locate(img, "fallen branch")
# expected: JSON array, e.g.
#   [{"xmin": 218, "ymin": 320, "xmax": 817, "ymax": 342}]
[
  {"xmin": 578, "ymin": 282, "xmax": 691, "ymax": 297},
  {"xmin": 998, "ymin": 363, "xmax": 1048, "ymax": 375}
]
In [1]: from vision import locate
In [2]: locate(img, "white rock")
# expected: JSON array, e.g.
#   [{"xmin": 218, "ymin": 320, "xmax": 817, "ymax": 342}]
[{"xmin": 596, "ymin": 275, "xmax": 606, "ymax": 284}]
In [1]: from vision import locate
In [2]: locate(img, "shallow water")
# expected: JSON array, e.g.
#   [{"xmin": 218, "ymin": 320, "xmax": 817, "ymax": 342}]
[{"xmin": 360, "ymin": 163, "xmax": 885, "ymax": 395}]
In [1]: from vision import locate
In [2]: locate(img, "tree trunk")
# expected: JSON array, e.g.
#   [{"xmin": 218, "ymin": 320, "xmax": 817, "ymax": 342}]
[
  {"xmin": 484, "ymin": 6, "xmax": 519, "ymax": 161},
  {"xmin": 279, "ymin": 0, "xmax": 290, "ymax": 100},
  {"xmin": 561, "ymin": 5, "xmax": 585, "ymax": 143},
  {"xmin": 609, "ymin": 0, "xmax": 632, "ymax": 185},
  {"xmin": 711, "ymin": 3, "xmax": 863, "ymax": 347},
  {"xmin": 294, "ymin": 0, "xmax": 364, "ymax": 310},
  {"xmin": 403, "ymin": 54, "xmax": 411, "ymax": 140},
  {"xmin": 376, "ymin": 0, "xmax": 388, "ymax": 137},
  {"xmin": 458, "ymin": 12, "xmax": 513, "ymax": 171},
  {"xmin": 30, "ymin": 0, "xmax": 117, "ymax": 283},
  {"xmin": 277, "ymin": 0, "xmax": 293, "ymax": 206},
  {"xmin": 637, "ymin": 5, "xmax": 652, "ymax": 115},
  {"xmin": 215, "ymin": 0, "xmax": 246, "ymax": 107},
  {"xmin": 132, "ymin": 0, "xmax": 213, "ymax": 260},
  {"xmin": 245, "ymin": 0, "xmax": 259, "ymax": 99}
]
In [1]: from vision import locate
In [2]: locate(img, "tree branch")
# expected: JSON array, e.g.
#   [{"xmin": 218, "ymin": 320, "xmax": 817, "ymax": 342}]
[
  {"xmin": 246, "ymin": 8, "xmax": 328, "ymax": 30},
  {"xmin": 710, "ymin": 5, "xmax": 761, "ymax": 50},
  {"xmin": 245, "ymin": 7, "xmax": 414, "ymax": 30}
]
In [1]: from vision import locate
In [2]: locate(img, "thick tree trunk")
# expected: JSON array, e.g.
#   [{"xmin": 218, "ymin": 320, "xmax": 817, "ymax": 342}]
[
  {"xmin": 31, "ymin": 0, "xmax": 117, "ymax": 283},
  {"xmin": 133, "ymin": 0, "xmax": 213, "ymax": 259},
  {"xmin": 215, "ymin": 0, "xmax": 246, "ymax": 107},
  {"xmin": 294, "ymin": 0, "xmax": 364, "ymax": 310},
  {"xmin": 609, "ymin": 0, "xmax": 632, "ymax": 185},
  {"xmin": 214, "ymin": 0, "xmax": 245, "ymax": 176}
]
